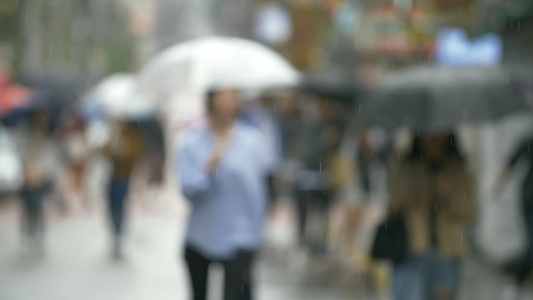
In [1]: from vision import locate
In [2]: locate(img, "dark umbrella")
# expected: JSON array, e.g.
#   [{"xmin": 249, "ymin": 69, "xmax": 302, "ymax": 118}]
[
  {"xmin": 0, "ymin": 89, "xmax": 60, "ymax": 130},
  {"xmin": 299, "ymin": 69, "xmax": 360, "ymax": 102},
  {"xmin": 356, "ymin": 66, "xmax": 531, "ymax": 132},
  {"xmin": 17, "ymin": 68, "xmax": 82, "ymax": 104}
]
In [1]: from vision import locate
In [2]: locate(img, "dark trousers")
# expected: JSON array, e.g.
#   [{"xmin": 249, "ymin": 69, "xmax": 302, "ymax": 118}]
[
  {"xmin": 20, "ymin": 185, "xmax": 49, "ymax": 239},
  {"xmin": 107, "ymin": 180, "xmax": 129, "ymax": 238},
  {"xmin": 185, "ymin": 246, "xmax": 255, "ymax": 300},
  {"xmin": 295, "ymin": 189, "xmax": 331, "ymax": 252},
  {"xmin": 515, "ymin": 212, "xmax": 533, "ymax": 284}
]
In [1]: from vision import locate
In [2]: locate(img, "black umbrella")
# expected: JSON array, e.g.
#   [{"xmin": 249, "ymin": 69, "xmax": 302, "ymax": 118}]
[
  {"xmin": 356, "ymin": 66, "xmax": 531, "ymax": 132},
  {"xmin": 1, "ymin": 89, "xmax": 61, "ymax": 130},
  {"xmin": 299, "ymin": 69, "xmax": 360, "ymax": 102}
]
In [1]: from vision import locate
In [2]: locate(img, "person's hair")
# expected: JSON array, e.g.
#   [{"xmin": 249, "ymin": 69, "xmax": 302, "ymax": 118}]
[
  {"xmin": 206, "ymin": 89, "xmax": 218, "ymax": 115},
  {"xmin": 205, "ymin": 88, "xmax": 240, "ymax": 117},
  {"xmin": 406, "ymin": 134, "xmax": 464, "ymax": 161}
]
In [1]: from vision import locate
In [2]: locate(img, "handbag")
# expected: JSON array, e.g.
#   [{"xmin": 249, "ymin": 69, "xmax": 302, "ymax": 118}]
[{"xmin": 371, "ymin": 214, "xmax": 408, "ymax": 264}]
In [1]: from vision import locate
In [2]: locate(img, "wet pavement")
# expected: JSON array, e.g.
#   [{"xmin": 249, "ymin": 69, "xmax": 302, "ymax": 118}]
[
  {"xmin": 0, "ymin": 198, "xmax": 358, "ymax": 300},
  {"xmin": 2, "ymin": 196, "xmax": 533, "ymax": 300}
]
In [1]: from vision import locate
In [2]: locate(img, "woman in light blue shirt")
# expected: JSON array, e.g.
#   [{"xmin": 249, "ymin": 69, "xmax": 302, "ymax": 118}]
[{"xmin": 178, "ymin": 88, "xmax": 268, "ymax": 300}]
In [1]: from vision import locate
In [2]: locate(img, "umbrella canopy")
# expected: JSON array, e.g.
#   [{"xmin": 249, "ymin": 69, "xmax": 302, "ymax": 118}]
[
  {"xmin": 356, "ymin": 66, "xmax": 530, "ymax": 132},
  {"xmin": 82, "ymin": 74, "xmax": 156, "ymax": 121},
  {"xmin": 299, "ymin": 69, "xmax": 360, "ymax": 102},
  {"xmin": 0, "ymin": 85, "xmax": 33, "ymax": 116},
  {"xmin": 18, "ymin": 68, "xmax": 82, "ymax": 103},
  {"xmin": 138, "ymin": 37, "xmax": 300, "ymax": 99},
  {"xmin": 0, "ymin": 89, "xmax": 60, "ymax": 129}
]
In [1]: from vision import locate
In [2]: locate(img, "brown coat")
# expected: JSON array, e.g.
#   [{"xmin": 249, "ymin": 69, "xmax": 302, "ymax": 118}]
[
  {"xmin": 389, "ymin": 158, "xmax": 477, "ymax": 258},
  {"xmin": 104, "ymin": 126, "xmax": 143, "ymax": 181},
  {"xmin": 327, "ymin": 151, "xmax": 356, "ymax": 192}
]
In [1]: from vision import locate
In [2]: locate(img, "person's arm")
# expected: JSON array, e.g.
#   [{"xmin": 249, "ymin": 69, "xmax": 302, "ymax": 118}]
[
  {"xmin": 438, "ymin": 165, "xmax": 477, "ymax": 224},
  {"xmin": 102, "ymin": 134, "xmax": 118, "ymax": 159},
  {"xmin": 495, "ymin": 138, "xmax": 533, "ymax": 193},
  {"xmin": 388, "ymin": 160, "xmax": 421, "ymax": 214},
  {"xmin": 328, "ymin": 152, "xmax": 356, "ymax": 192},
  {"xmin": 509, "ymin": 139, "xmax": 533, "ymax": 168},
  {"xmin": 177, "ymin": 142, "xmax": 212, "ymax": 201}
]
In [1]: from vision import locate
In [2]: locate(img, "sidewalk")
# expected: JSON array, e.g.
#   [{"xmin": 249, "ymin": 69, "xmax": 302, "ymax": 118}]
[
  {"xmin": 0, "ymin": 213, "xmax": 189, "ymax": 300},
  {"xmin": 0, "ymin": 198, "xmax": 357, "ymax": 300},
  {"xmin": 2, "ymin": 196, "xmax": 531, "ymax": 300}
]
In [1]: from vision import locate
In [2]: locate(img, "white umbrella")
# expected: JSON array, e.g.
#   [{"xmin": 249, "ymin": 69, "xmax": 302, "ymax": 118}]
[
  {"xmin": 83, "ymin": 73, "xmax": 156, "ymax": 120},
  {"xmin": 138, "ymin": 37, "xmax": 300, "ymax": 100}
]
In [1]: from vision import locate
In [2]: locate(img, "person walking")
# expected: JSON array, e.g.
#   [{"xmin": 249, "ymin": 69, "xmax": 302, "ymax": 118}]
[
  {"xmin": 388, "ymin": 134, "xmax": 476, "ymax": 300},
  {"xmin": 178, "ymin": 88, "xmax": 268, "ymax": 300},
  {"xmin": 496, "ymin": 135, "xmax": 533, "ymax": 299},
  {"xmin": 242, "ymin": 95, "xmax": 282, "ymax": 209},
  {"xmin": 103, "ymin": 118, "xmax": 143, "ymax": 259},
  {"xmin": 16, "ymin": 109, "xmax": 58, "ymax": 255}
]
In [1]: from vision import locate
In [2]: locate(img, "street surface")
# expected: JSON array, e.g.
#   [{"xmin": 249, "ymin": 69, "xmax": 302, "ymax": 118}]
[{"xmin": 1, "ymin": 196, "xmax": 533, "ymax": 300}]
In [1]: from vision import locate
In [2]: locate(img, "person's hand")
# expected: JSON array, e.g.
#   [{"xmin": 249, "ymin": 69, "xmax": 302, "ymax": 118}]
[
  {"xmin": 207, "ymin": 140, "xmax": 229, "ymax": 175},
  {"xmin": 25, "ymin": 162, "xmax": 44, "ymax": 187}
]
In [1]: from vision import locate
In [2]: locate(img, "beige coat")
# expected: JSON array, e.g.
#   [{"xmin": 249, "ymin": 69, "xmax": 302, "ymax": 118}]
[{"xmin": 389, "ymin": 158, "xmax": 477, "ymax": 258}]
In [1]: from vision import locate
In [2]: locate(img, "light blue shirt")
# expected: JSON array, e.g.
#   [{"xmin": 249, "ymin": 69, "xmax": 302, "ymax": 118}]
[
  {"xmin": 178, "ymin": 121, "xmax": 268, "ymax": 259},
  {"xmin": 242, "ymin": 108, "xmax": 282, "ymax": 173}
]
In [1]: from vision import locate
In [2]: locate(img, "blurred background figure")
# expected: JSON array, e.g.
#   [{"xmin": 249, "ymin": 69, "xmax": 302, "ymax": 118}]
[
  {"xmin": 293, "ymin": 96, "xmax": 349, "ymax": 255},
  {"xmin": 356, "ymin": 129, "xmax": 391, "ymax": 201},
  {"xmin": 496, "ymin": 135, "xmax": 533, "ymax": 299},
  {"xmin": 178, "ymin": 88, "xmax": 268, "ymax": 300},
  {"xmin": 387, "ymin": 134, "xmax": 476, "ymax": 300},
  {"xmin": 58, "ymin": 113, "xmax": 90, "ymax": 212},
  {"xmin": 103, "ymin": 118, "xmax": 143, "ymax": 259},
  {"xmin": 242, "ymin": 92, "xmax": 283, "ymax": 209},
  {"xmin": 15, "ymin": 107, "xmax": 58, "ymax": 256},
  {"xmin": 0, "ymin": 1, "xmax": 533, "ymax": 299}
]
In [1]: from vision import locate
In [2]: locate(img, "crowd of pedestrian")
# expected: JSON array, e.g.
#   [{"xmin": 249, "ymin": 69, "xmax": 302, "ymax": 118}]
[{"xmin": 2, "ymin": 52, "xmax": 533, "ymax": 300}]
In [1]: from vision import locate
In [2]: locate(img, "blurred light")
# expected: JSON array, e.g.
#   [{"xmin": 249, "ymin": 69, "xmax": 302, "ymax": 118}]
[
  {"xmin": 253, "ymin": 2, "xmax": 292, "ymax": 46},
  {"xmin": 333, "ymin": 2, "xmax": 360, "ymax": 36},
  {"xmin": 436, "ymin": 28, "xmax": 502, "ymax": 67}
]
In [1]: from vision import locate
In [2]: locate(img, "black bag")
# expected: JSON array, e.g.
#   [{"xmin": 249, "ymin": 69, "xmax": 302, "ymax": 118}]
[{"xmin": 371, "ymin": 215, "xmax": 408, "ymax": 264}]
